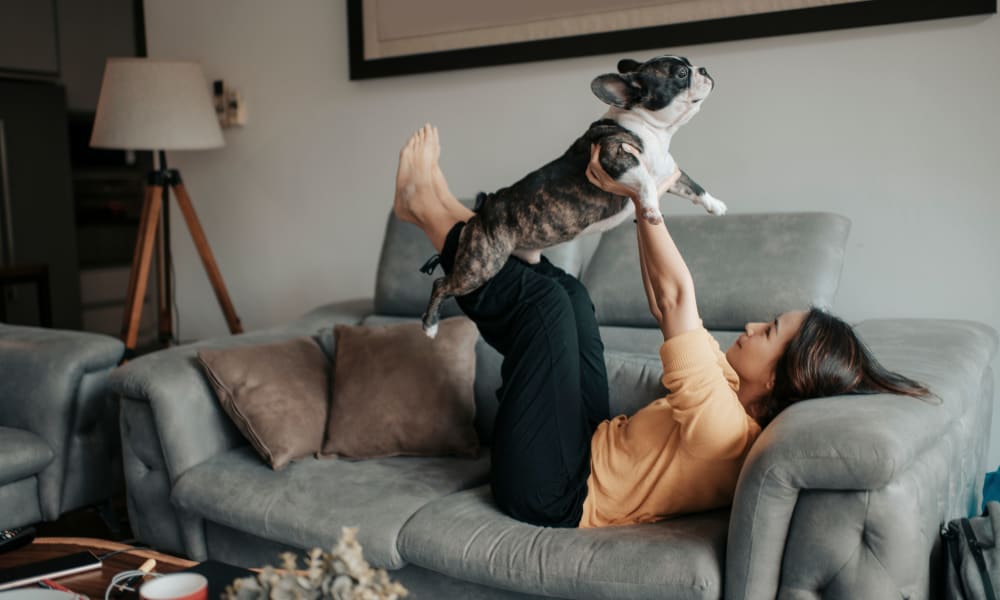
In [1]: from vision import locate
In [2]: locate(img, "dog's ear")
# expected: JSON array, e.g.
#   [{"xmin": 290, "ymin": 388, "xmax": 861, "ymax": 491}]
[
  {"xmin": 617, "ymin": 59, "xmax": 641, "ymax": 73},
  {"xmin": 591, "ymin": 73, "xmax": 643, "ymax": 108}
]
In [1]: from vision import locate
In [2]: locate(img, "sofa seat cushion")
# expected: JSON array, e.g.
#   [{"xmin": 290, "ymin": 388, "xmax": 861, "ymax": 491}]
[
  {"xmin": 171, "ymin": 445, "xmax": 490, "ymax": 569},
  {"xmin": 0, "ymin": 427, "xmax": 53, "ymax": 485},
  {"xmin": 398, "ymin": 485, "xmax": 729, "ymax": 600}
]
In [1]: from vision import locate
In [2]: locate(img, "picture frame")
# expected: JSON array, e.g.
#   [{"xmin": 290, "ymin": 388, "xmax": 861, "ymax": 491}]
[{"xmin": 347, "ymin": 0, "xmax": 996, "ymax": 80}]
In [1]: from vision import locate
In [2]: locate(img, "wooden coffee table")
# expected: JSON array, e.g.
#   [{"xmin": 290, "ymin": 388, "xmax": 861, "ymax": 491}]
[{"xmin": 0, "ymin": 537, "xmax": 197, "ymax": 598}]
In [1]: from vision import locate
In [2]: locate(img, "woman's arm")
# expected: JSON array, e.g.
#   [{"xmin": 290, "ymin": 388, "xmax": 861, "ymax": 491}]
[
  {"xmin": 586, "ymin": 144, "xmax": 700, "ymax": 340},
  {"xmin": 633, "ymin": 207, "xmax": 701, "ymax": 340},
  {"xmin": 635, "ymin": 230, "xmax": 663, "ymax": 325}
]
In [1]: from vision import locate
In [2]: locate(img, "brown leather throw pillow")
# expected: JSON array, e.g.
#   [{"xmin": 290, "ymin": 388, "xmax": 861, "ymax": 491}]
[
  {"xmin": 322, "ymin": 317, "xmax": 480, "ymax": 459},
  {"xmin": 198, "ymin": 337, "xmax": 329, "ymax": 470}
]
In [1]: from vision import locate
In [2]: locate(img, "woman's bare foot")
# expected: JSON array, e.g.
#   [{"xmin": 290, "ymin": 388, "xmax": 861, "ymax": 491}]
[
  {"xmin": 424, "ymin": 126, "xmax": 455, "ymax": 204},
  {"xmin": 422, "ymin": 125, "xmax": 471, "ymax": 221},
  {"xmin": 393, "ymin": 124, "xmax": 466, "ymax": 251},
  {"xmin": 425, "ymin": 126, "xmax": 475, "ymax": 223},
  {"xmin": 394, "ymin": 124, "xmax": 439, "ymax": 225}
]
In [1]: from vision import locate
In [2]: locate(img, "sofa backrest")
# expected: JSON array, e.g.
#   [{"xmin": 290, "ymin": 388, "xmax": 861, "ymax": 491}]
[
  {"xmin": 375, "ymin": 211, "xmax": 850, "ymax": 327},
  {"xmin": 371, "ymin": 210, "xmax": 851, "ymax": 442},
  {"xmin": 583, "ymin": 212, "xmax": 851, "ymax": 330}
]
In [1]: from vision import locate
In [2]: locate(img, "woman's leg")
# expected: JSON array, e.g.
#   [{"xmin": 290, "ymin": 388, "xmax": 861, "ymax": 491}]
[
  {"xmin": 533, "ymin": 259, "xmax": 610, "ymax": 433},
  {"xmin": 394, "ymin": 125, "xmax": 592, "ymax": 526}
]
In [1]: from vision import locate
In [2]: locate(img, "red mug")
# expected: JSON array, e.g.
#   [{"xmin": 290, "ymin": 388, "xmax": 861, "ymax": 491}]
[{"xmin": 139, "ymin": 573, "xmax": 208, "ymax": 600}]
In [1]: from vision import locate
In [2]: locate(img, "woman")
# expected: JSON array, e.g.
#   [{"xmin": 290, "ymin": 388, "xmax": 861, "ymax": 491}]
[{"xmin": 393, "ymin": 124, "xmax": 928, "ymax": 528}]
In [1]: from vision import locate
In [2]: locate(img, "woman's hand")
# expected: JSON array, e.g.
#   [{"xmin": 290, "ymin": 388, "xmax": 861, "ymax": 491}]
[
  {"xmin": 588, "ymin": 143, "xmax": 700, "ymax": 340},
  {"xmin": 586, "ymin": 143, "xmax": 639, "ymax": 200},
  {"xmin": 586, "ymin": 143, "xmax": 677, "ymax": 201}
]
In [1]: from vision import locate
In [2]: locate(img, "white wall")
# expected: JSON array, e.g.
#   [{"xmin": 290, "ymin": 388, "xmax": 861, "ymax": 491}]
[{"xmin": 143, "ymin": 1, "xmax": 1000, "ymax": 463}]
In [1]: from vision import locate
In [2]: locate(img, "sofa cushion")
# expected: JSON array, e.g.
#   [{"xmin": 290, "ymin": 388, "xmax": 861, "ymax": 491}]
[
  {"xmin": 171, "ymin": 445, "xmax": 490, "ymax": 569},
  {"xmin": 361, "ymin": 315, "xmax": 505, "ymax": 445},
  {"xmin": 198, "ymin": 337, "xmax": 330, "ymax": 470},
  {"xmin": 583, "ymin": 212, "xmax": 850, "ymax": 330},
  {"xmin": 398, "ymin": 485, "xmax": 729, "ymax": 600},
  {"xmin": 373, "ymin": 213, "xmax": 597, "ymax": 319},
  {"xmin": 322, "ymin": 317, "xmax": 480, "ymax": 459},
  {"xmin": 604, "ymin": 350, "xmax": 667, "ymax": 418},
  {"xmin": 0, "ymin": 427, "xmax": 53, "ymax": 485}
]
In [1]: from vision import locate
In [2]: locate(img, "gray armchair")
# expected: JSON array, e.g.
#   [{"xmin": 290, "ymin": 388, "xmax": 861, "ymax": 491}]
[{"xmin": 0, "ymin": 324, "xmax": 125, "ymax": 530}]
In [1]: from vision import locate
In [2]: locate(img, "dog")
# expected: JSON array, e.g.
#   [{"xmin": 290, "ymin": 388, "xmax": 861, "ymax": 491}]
[{"xmin": 421, "ymin": 55, "xmax": 726, "ymax": 337}]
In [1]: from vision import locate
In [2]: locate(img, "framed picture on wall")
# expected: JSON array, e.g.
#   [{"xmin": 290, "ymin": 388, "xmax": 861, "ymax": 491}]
[{"xmin": 347, "ymin": 0, "xmax": 996, "ymax": 80}]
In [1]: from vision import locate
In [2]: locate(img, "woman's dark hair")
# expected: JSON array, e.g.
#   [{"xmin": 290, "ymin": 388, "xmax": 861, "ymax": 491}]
[{"xmin": 755, "ymin": 307, "xmax": 932, "ymax": 427}]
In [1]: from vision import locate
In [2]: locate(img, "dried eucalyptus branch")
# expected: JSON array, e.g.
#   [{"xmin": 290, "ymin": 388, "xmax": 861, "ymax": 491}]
[{"xmin": 222, "ymin": 527, "xmax": 407, "ymax": 600}]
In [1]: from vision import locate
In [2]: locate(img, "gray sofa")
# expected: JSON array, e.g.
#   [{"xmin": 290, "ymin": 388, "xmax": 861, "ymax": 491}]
[
  {"xmin": 0, "ymin": 324, "xmax": 125, "ymax": 530},
  {"xmin": 109, "ymin": 212, "xmax": 998, "ymax": 599}
]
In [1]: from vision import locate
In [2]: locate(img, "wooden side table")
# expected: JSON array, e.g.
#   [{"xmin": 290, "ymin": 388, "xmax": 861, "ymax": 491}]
[{"xmin": 0, "ymin": 537, "xmax": 196, "ymax": 598}]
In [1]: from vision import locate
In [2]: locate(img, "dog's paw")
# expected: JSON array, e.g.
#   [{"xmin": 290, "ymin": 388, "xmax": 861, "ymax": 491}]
[
  {"xmin": 421, "ymin": 315, "xmax": 439, "ymax": 339},
  {"xmin": 700, "ymin": 193, "xmax": 728, "ymax": 216},
  {"xmin": 642, "ymin": 206, "xmax": 663, "ymax": 225}
]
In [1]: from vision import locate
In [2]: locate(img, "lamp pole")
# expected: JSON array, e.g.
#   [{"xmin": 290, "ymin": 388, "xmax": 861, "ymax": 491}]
[{"xmin": 154, "ymin": 150, "xmax": 173, "ymax": 345}]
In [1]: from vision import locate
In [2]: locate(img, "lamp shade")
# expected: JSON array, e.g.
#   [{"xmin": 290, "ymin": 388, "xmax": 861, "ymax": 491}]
[{"xmin": 90, "ymin": 58, "xmax": 224, "ymax": 151}]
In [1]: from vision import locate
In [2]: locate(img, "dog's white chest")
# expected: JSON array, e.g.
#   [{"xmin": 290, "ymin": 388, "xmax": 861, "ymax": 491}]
[{"xmin": 633, "ymin": 129, "xmax": 677, "ymax": 180}]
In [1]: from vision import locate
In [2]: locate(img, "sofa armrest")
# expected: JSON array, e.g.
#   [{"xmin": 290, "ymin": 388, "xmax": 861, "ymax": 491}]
[
  {"xmin": 725, "ymin": 319, "xmax": 998, "ymax": 599},
  {"xmin": 0, "ymin": 324, "xmax": 125, "ymax": 519},
  {"xmin": 120, "ymin": 397, "xmax": 186, "ymax": 555},
  {"xmin": 108, "ymin": 299, "xmax": 373, "ymax": 485}
]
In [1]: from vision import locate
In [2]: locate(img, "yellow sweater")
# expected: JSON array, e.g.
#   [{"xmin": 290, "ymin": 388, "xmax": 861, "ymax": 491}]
[{"xmin": 579, "ymin": 326, "xmax": 761, "ymax": 528}]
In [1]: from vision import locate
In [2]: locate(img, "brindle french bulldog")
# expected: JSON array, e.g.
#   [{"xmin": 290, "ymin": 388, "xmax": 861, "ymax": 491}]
[{"xmin": 421, "ymin": 55, "xmax": 726, "ymax": 337}]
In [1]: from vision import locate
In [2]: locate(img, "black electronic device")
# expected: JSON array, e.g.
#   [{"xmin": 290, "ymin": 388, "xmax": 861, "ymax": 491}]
[
  {"xmin": 0, "ymin": 526, "xmax": 36, "ymax": 555},
  {"xmin": 0, "ymin": 550, "xmax": 102, "ymax": 590}
]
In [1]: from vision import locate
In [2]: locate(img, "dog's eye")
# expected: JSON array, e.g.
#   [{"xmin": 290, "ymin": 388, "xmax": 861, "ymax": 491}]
[{"xmin": 675, "ymin": 67, "xmax": 689, "ymax": 78}]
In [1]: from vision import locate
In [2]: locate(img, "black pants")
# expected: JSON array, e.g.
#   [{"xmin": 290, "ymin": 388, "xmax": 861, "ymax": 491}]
[{"xmin": 438, "ymin": 222, "xmax": 610, "ymax": 527}]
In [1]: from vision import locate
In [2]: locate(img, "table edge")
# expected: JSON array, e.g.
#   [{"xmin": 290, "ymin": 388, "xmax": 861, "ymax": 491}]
[{"xmin": 31, "ymin": 537, "xmax": 198, "ymax": 568}]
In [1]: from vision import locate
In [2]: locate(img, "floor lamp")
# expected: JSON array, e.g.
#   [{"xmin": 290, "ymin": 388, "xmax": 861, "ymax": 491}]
[{"xmin": 90, "ymin": 58, "xmax": 243, "ymax": 356}]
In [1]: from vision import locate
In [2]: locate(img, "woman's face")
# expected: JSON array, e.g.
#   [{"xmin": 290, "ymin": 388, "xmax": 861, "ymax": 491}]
[{"xmin": 725, "ymin": 310, "xmax": 808, "ymax": 393}]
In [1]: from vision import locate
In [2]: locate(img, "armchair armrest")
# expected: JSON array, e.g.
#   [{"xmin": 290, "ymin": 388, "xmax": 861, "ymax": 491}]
[
  {"xmin": 725, "ymin": 319, "xmax": 998, "ymax": 599},
  {"xmin": 0, "ymin": 324, "xmax": 124, "ymax": 519}
]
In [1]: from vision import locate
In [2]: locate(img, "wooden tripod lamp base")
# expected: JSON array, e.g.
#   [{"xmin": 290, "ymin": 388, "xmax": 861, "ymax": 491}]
[{"xmin": 121, "ymin": 168, "xmax": 242, "ymax": 355}]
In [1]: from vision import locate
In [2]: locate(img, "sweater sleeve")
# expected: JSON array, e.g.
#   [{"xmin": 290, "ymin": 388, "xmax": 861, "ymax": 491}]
[{"xmin": 659, "ymin": 327, "xmax": 759, "ymax": 460}]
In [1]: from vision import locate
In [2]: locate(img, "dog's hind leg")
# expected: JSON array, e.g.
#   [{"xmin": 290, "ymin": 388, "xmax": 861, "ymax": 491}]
[
  {"xmin": 421, "ymin": 219, "xmax": 515, "ymax": 337},
  {"xmin": 421, "ymin": 276, "xmax": 451, "ymax": 338}
]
